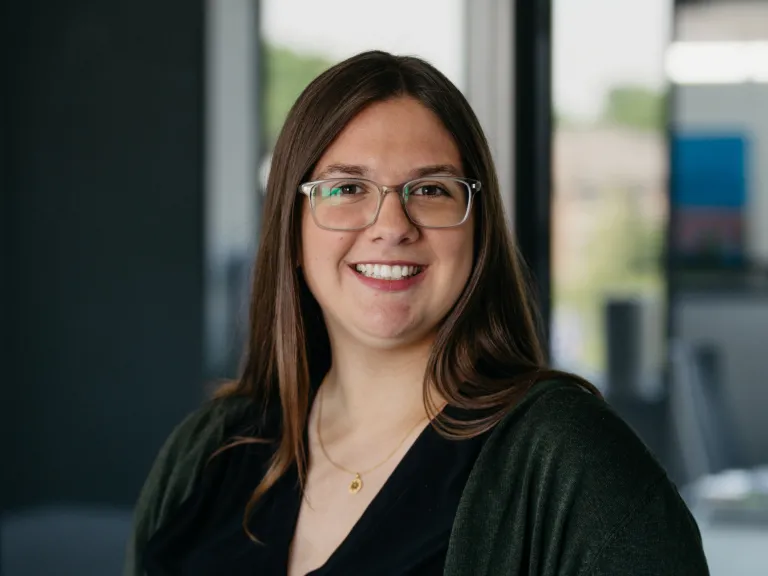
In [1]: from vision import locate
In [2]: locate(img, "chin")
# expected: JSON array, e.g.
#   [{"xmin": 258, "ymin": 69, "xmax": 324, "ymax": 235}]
[{"xmin": 353, "ymin": 319, "xmax": 436, "ymax": 350}]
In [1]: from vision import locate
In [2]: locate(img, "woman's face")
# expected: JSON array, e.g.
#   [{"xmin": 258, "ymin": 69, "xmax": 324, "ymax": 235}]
[{"xmin": 300, "ymin": 96, "xmax": 474, "ymax": 349}]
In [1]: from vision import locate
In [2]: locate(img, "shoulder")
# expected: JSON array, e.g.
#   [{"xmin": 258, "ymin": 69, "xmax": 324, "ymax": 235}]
[
  {"xmin": 144, "ymin": 395, "xmax": 255, "ymax": 486},
  {"xmin": 124, "ymin": 395, "xmax": 255, "ymax": 576},
  {"xmin": 488, "ymin": 380, "xmax": 665, "ymax": 495},
  {"xmin": 492, "ymin": 378, "xmax": 663, "ymax": 479},
  {"xmin": 449, "ymin": 379, "xmax": 707, "ymax": 574},
  {"xmin": 145, "ymin": 394, "xmax": 255, "ymax": 510},
  {"xmin": 161, "ymin": 395, "xmax": 256, "ymax": 457}
]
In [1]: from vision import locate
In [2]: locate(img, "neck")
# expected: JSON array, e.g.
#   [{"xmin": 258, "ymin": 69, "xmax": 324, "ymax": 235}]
[{"xmin": 320, "ymin": 332, "xmax": 439, "ymax": 432}]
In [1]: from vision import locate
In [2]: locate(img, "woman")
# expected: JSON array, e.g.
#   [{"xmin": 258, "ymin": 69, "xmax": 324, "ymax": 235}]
[{"xmin": 125, "ymin": 51, "xmax": 708, "ymax": 575}]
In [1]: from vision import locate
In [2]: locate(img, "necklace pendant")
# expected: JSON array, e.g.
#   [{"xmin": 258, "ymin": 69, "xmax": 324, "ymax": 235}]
[{"xmin": 349, "ymin": 473, "xmax": 363, "ymax": 494}]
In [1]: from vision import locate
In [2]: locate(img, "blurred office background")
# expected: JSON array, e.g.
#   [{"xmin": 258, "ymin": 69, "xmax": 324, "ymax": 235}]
[{"xmin": 2, "ymin": 0, "xmax": 767, "ymax": 574}]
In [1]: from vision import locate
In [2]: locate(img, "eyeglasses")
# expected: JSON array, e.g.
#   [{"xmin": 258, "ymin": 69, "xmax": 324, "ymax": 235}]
[{"xmin": 297, "ymin": 177, "xmax": 481, "ymax": 231}]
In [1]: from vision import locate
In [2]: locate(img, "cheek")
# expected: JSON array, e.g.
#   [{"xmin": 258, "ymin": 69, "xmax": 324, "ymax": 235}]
[
  {"xmin": 456, "ymin": 220, "xmax": 475, "ymax": 279},
  {"xmin": 301, "ymin": 212, "xmax": 356, "ymax": 281},
  {"xmin": 453, "ymin": 244, "xmax": 475, "ymax": 292},
  {"xmin": 430, "ymin": 228, "xmax": 474, "ymax": 278}
]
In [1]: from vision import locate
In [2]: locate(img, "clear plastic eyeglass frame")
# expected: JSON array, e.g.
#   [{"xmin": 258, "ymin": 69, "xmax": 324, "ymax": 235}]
[{"xmin": 297, "ymin": 177, "xmax": 482, "ymax": 231}]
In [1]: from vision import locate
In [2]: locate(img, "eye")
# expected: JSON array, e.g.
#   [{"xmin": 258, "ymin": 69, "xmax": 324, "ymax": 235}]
[
  {"xmin": 411, "ymin": 184, "xmax": 448, "ymax": 197},
  {"xmin": 319, "ymin": 181, "xmax": 366, "ymax": 198},
  {"xmin": 337, "ymin": 184, "xmax": 362, "ymax": 195}
]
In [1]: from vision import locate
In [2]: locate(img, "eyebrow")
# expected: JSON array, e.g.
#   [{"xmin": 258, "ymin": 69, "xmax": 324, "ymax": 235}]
[
  {"xmin": 315, "ymin": 163, "xmax": 368, "ymax": 180},
  {"xmin": 412, "ymin": 164, "xmax": 463, "ymax": 178},
  {"xmin": 314, "ymin": 163, "xmax": 463, "ymax": 181}
]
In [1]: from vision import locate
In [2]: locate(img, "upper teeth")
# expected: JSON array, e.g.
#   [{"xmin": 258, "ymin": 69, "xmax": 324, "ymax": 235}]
[{"xmin": 355, "ymin": 264, "xmax": 422, "ymax": 280}]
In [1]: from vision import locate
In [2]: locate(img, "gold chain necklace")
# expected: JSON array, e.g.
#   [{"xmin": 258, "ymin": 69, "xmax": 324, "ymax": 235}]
[{"xmin": 315, "ymin": 385, "xmax": 428, "ymax": 495}]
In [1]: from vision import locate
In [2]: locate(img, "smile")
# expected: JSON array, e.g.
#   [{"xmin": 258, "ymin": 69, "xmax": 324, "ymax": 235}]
[{"xmin": 353, "ymin": 263, "xmax": 424, "ymax": 280}]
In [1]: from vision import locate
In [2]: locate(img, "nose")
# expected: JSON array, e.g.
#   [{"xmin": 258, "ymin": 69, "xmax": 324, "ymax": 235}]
[{"xmin": 367, "ymin": 189, "xmax": 418, "ymax": 244}]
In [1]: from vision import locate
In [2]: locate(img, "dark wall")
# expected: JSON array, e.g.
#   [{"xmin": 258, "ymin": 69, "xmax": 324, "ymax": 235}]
[
  {"xmin": 4, "ymin": 0, "xmax": 206, "ymax": 509},
  {"xmin": 1, "ymin": 0, "xmax": 12, "ymax": 516}
]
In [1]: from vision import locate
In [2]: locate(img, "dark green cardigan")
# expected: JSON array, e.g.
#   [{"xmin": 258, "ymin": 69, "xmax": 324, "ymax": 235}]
[{"xmin": 125, "ymin": 380, "xmax": 709, "ymax": 575}]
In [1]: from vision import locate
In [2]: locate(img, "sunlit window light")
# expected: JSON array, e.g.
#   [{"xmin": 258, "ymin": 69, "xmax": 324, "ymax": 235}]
[{"xmin": 665, "ymin": 41, "xmax": 768, "ymax": 85}]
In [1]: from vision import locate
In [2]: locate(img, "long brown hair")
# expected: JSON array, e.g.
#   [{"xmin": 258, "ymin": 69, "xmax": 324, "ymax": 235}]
[{"xmin": 216, "ymin": 50, "xmax": 599, "ymax": 535}]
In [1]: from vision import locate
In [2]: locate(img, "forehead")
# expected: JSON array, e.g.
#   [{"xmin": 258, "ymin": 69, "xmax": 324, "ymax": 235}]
[{"xmin": 312, "ymin": 96, "xmax": 462, "ymax": 181}]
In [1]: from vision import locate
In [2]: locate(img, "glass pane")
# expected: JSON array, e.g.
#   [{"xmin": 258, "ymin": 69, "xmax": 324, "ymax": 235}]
[
  {"xmin": 668, "ymin": 3, "xmax": 768, "ymax": 573},
  {"xmin": 260, "ymin": 0, "xmax": 466, "ymax": 149},
  {"xmin": 551, "ymin": 0, "xmax": 670, "ymax": 398}
]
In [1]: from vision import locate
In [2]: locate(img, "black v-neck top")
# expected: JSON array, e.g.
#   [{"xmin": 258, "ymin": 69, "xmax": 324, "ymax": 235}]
[{"xmin": 143, "ymin": 404, "xmax": 489, "ymax": 575}]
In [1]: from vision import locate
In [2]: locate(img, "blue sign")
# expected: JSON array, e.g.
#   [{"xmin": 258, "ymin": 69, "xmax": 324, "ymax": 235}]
[
  {"xmin": 671, "ymin": 133, "xmax": 748, "ymax": 209},
  {"xmin": 670, "ymin": 132, "xmax": 750, "ymax": 266}
]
